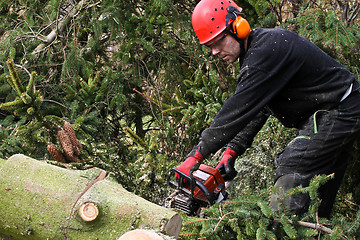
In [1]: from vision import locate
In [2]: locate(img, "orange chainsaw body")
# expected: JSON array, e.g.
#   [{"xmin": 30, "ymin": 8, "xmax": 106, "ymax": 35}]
[
  {"xmin": 191, "ymin": 164, "xmax": 225, "ymax": 202},
  {"xmin": 166, "ymin": 164, "xmax": 228, "ymax": 216}
]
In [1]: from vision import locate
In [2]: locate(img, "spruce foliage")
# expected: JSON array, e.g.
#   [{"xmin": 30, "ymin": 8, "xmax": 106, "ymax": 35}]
[{"xmin": 180, "ymin": 175, "xmax": 360, "ymax": 239}]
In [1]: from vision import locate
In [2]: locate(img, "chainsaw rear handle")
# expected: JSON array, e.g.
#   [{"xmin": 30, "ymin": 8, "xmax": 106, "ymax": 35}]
[{"xmin": 167, "ymin": 167, "xmax": 216, "ymax": 205}]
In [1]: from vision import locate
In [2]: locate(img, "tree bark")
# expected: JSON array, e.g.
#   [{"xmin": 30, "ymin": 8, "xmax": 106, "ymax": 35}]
[{"xmin": 0, "ymin": 154, "xmax": 181, "ymax": 240}]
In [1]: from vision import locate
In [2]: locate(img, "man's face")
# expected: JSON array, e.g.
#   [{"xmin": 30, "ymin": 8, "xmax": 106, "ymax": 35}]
[{"xmin": 205, "ymin": 31, "xmax": 241, "ymax": 63}]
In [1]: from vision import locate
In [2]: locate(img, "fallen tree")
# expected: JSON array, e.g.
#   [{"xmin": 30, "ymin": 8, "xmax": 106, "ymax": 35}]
[{"xmin": 0, "ymin": 154, "xmax": 181, "ymax": 240}]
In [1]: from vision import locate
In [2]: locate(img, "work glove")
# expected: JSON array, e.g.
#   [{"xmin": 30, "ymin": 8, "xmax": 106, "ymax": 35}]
[
  {"xmin": 216, "ymin": 147, "xmax": 238, "ymax": 181},
  {"xmin": 175, "ymin": 146, "xmax": 203, "ymax": 182}
]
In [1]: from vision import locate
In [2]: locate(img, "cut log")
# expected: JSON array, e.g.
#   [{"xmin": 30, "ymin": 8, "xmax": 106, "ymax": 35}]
[
  {"xmin": 0, "ymin": 154, "xmax": 181, "ymax": 239},
  {"xmin": 118, "ymin": 229, "xmax": 164, "ymax": 240}
]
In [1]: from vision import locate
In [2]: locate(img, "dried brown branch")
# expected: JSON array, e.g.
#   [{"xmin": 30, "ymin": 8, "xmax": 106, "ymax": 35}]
[
  {"xmin": 337, "ymin": 0, "xmax": 360, "ymax": 26},
  {"xmin": 32, "ymin": 0, "xmax": 88, "ymax": 54}
]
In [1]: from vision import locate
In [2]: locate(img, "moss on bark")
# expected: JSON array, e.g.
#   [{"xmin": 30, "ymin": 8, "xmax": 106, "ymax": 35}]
[{"xmin": 0, "ymin": 154, "xmax": 181, "ymax": 239}]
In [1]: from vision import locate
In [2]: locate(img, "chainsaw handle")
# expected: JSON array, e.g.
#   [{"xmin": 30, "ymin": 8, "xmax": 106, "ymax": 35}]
[
  {"xmin": 167, "ymin": 167, "xmax": 192, "ymax": 188},
  {"xmin": 167, "ymin": 168, "xmax": 215, "ymax": 205}
]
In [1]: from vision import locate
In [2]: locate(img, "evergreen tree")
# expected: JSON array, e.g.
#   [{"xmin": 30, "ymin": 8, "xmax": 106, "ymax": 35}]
[{"xmin": 0, "ymin": 0, "xmax": 360, "ymax": 238}]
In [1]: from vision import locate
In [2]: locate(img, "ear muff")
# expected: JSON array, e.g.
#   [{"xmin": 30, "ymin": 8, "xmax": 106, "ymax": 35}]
[
  {"xmin": 225, "ymin": 6, "xmax": 251, "ymax": 39},
  {"xmin": 232, "ymin": 15, "xmax": 251, "ymax": 39}
]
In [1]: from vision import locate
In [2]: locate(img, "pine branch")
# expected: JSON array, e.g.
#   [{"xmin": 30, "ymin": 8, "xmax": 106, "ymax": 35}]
[
  {"xmin": 197, "ymin": 212, "xmax": 235, "ymax": 240},
  {"xmin": 273, "ymin": 217, "xmax": 348, "ymax": 240}
]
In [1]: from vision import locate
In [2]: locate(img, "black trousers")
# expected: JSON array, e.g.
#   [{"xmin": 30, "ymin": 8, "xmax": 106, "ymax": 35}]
[{"xmin": 270, "ymin": 91, "xmax": 360, "ymax": 218}]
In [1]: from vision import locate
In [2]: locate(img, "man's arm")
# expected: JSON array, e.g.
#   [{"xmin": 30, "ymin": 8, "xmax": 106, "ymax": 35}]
[
  {"xmin": 215, "ymin": 108, "xmax": 270, "ymax": 180},
  {"xmin": 176, "ymin": 108, "xmax": 270, "ymax": 179},
  {"xmin": 227, "ymin": 108, "xmax": 270, "ymax": 155}
]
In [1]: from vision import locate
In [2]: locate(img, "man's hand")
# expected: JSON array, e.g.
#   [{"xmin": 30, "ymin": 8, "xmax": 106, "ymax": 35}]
[
  {"xmin": 175, "ymin": 146, "xmax": 204, "ymax": 181},
  {"xmin": 216, "ymin": 147, "xmax": 238, "ymax": 181}
]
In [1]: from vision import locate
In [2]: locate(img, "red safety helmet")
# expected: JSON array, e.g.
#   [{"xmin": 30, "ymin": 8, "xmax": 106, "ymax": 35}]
[{"xmin": 192, "ymin": 0, "xmax": 250, "ymax": 44}]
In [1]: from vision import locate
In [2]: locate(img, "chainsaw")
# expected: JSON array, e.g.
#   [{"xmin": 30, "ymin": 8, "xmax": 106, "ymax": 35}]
[{"xmin": 165, "ymin": 164, "xmax": 229, "ymax": 216}]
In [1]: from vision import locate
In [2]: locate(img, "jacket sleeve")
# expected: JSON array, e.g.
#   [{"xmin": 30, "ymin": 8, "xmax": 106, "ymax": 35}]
[
  {"xmin": 196, "ymin": 67, "xmax": 283, "ymax": 158},
  {"xmin": 226, "ymin": 108, "xmax": 270, "ymax": 155}
]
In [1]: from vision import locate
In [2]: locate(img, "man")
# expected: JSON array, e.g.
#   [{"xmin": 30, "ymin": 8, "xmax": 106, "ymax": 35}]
[{"xmin": 176, "ymin": 0, "xmax": 360, "ymax": 218}]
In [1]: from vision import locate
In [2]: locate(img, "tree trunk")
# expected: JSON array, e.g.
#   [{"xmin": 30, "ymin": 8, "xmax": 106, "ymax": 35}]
[{"xmin": 0, "ymin": 154, "xmax": 181, "ymax": 240}]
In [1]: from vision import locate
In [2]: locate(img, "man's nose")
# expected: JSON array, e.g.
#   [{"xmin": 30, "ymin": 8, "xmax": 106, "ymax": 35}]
[{"xmin": 211, "ymin": 47, "xmax": 220, "ymax": 56}]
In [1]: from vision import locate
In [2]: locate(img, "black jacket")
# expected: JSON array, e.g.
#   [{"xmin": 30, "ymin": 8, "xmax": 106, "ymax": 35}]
[{"xmin": 198, "ymin": 28, "xmax": 359, "ymax": 157}]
